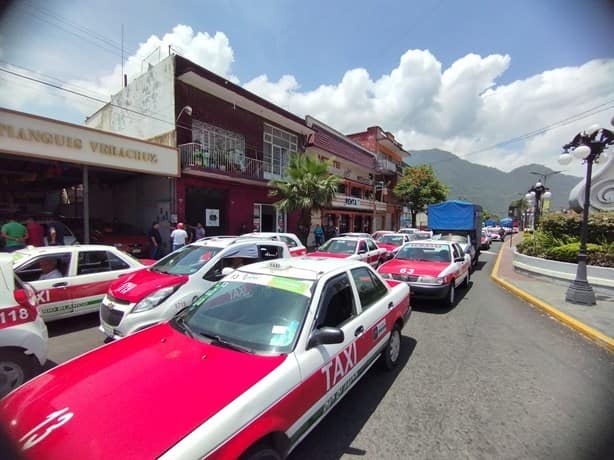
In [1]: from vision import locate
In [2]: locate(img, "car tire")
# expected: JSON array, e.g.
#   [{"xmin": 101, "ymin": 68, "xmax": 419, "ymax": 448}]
[
  {"xmin": 0, "ymin": 349, "xmax": 39, "ymax": 398},
  {"xmin": 445, "ymin": 282, "xmax": 455, "ymax": 307},
  {"xmin": 381, "ymin": 324, "xmax": 401, "ymax": 371},
  {"xmin": 240, "ymin": 442, "xmax": 282, "ymax": 460}
]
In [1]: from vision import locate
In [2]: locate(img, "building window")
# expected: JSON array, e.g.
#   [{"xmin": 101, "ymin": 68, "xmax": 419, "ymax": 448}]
[
  {"xmin": 336, "ymin": 183, "xmax": 346, "ymax": 194},
  {"xmin": 264, "ymin": 124, "xmax": 298, "ymax": 179},
  {"xmin": 192, "ymin": 121, "xmax": 246, "ymax": 168},
  {"xmin": 332, "ymin": 160, "xmax": 341, "ymax": 169}
]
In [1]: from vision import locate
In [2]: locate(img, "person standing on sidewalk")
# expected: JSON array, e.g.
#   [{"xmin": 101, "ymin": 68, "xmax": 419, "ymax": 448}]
[
  {"xmin": 170, "ymin": 222, "xmax": 188, "ymax": 252},
  {"xmin": 1, "ymin": 214, "xmax": 28, "ymax": 252},
  {"xmin": 148, "ymin": 222, "xmax": 162, "ymax": 259},
  {"xmin": 25, "ymin": 216, "xmax": 44, "ymax": 247}
]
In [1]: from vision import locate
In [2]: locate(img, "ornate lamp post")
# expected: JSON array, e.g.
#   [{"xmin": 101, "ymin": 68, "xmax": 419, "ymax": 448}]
[{"xmin": 558, "ymin": 123, "xmax": 614, "ymax": 305}]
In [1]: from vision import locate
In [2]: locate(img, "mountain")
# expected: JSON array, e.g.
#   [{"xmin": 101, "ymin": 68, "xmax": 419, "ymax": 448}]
[{"xmin": 402, "ymin": 149, "xmax": 582, "ymax": 218}]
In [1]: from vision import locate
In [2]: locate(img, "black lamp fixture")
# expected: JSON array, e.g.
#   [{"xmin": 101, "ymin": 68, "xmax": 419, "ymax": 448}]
[{"xmin": 557, "ymin": 122, "xmax": 614, "ymax": 305}]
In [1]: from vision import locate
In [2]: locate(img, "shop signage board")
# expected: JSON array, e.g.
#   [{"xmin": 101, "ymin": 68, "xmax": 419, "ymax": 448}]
[{"xmin": 0, "ymin": 108, "xmax": 180, "ymax": 177}]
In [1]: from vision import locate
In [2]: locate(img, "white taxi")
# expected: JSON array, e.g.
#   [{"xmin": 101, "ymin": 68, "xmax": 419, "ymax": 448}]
[
  {"xmin": 237, "ymin": 232, "xmax": 307, "ymax": 256},
  {"xmin": 377, "ymin": 240, "xmax": 471, "ymax": 307},
  {"xmin": 307, "ymin": 236, "xmax": 387, "ymax": 267},
  {"xmin": 0, "ymin": 258, "xmax": 410, "ymax": 459},
  {"xmin": 99, "ymin": 238, "xmax": 291, "ymax": 340},
  {"xmin": 12, "ymin": 245, "xmax": 153, "ymax": 322},
  {"xmin": 0, "ymin": 253, "xmax": 47, "ymax": 398}
]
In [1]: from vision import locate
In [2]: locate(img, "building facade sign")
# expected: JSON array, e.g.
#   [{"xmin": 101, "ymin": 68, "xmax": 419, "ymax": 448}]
[
  {"xmin": 0, "ymin": 109, "xmax": 180, "ymax": 177},
  {"xmin": 345, "ymin": 197, "xmax": 361, "ymax": 207}
]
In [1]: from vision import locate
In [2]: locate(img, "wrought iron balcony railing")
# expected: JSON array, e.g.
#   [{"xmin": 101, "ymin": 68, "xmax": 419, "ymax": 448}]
[{"xmin": 179, "ymin": 142, "xmax": 265, "ymax": 181}]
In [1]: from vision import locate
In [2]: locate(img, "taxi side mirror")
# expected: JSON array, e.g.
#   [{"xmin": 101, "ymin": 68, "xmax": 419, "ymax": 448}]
[
  {"xmin": 221, "ymin": 267, "xmax": 235, "ymax": 276},
  {"xmin": 307, "ymin": 327, "xmax": 344, "ymax": 349}
]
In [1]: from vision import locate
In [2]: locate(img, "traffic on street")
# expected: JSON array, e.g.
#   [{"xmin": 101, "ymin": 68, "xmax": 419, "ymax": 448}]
[{"xmin": 21, "ymin": 241, "xmax": 611, "ymax": 459}]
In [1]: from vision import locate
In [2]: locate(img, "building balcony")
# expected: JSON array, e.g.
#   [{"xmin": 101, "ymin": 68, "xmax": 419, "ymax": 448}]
[
  {"xmin": 179, "ymin": 142, "xmax": 265, "ymax": 181},
  {"xmin": 376, "ymin": 155, "xmax": 400, "ymax": 174}
]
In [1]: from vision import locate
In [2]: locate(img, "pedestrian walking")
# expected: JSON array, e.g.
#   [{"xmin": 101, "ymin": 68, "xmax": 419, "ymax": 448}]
[
  {"xmin": 170, "ymin": 222, "xmax": 188, "ymax": 251},
  {"xmin": 148, "ymin": 221, "xmax": 162, "ymax": 259}
]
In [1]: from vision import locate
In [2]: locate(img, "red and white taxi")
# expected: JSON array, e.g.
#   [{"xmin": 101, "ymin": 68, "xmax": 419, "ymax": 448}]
[
  {"xmin": 237, "ymin": 232, "xmax": 307, "ymax": 256},
  {"xmin": 375, "ymin": 233, "xmax": 413, "ymax": 259},
  {"xmin": 100, "ymin": 238, "xmax": 291, "ymax": 340},
  {"xmin": 0, "ymin": 258, "xmax": 410, "ymax": 459},
  {"xmin": 378, "ymin": 240, "xmax": 471, "ymax": 307},
  {"xmin": 308, "ymin": 236, "xmax": 387, "ymax": 268},
  {"xmin": 0, "ymin": 253, "xmax": 47, "ymax": 398},
  {"xmin": 11, "ymin": 245, "xmax": 154, "ymax": 322}
]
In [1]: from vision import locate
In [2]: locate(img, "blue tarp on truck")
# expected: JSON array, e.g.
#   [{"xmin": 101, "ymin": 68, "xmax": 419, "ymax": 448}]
[{"xmin": 428, "ymin": 200, "xmax": 483, "ymax": 231}]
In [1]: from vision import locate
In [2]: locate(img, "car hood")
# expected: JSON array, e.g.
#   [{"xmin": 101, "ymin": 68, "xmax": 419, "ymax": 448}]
[
  {"xmin": 0, "ymin": 323, "xmax": 286, "ymax": 459},
  {"xmin": 379, "ymin": 258, "xmax": 448, "ymax": 277},
  {"xmin": 108, "ymin": 268, "xmax": 189, "ymax": 302},
  {"xmin": 307, "ymin": 251, "xmax": 351, "ymax": 259}
]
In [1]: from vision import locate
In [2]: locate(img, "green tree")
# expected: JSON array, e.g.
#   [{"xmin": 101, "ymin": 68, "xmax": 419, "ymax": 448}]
[
  {"xmin": 268, "ymin": 153, "xmax": 340, "ymax": 244},
  {"xmin": 393, "ymin": 165, "xmax": 448, "ymax": 227}
]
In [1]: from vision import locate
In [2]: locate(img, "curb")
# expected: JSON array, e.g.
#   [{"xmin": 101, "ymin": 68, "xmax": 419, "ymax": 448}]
[{"xmin": 490, "ymin": 239, "xmax": 614, "ymax": 353}]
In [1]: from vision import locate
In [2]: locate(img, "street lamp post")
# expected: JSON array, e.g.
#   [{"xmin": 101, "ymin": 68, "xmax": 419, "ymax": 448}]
[{"xmin": 558, "ymin": 123, "xmax": 614, "ymax": 305}]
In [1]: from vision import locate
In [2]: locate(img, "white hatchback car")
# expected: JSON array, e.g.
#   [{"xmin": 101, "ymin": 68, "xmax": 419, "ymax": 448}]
[
  {"xmin": 12, "ymin": 245, "xmax": 153, "ymax": 322},
  {"xmin": 0, "ymin": 253, "xmax": 48, "ymax": 397},
  {"xmin": 99, "ymin": 238, "xmax": 292, "ymax": 339}
]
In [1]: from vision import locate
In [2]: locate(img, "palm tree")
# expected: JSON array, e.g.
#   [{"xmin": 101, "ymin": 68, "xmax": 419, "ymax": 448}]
[{"xmin": 268, "ymin": 153, "xmax": 340, "ymax": 244}]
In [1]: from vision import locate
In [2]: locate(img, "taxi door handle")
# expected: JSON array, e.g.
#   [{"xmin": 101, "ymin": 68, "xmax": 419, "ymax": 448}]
[
  {"xmin": 388, "ymin": 301, "xmax": 394, "ymax": 309},
  {"xmin": 52, "ymin": 282, "xmax": 68, "ymax": 287},
  {"xmin": 354, "ymin": 326, "xmax": 364, "ymax": 337}
]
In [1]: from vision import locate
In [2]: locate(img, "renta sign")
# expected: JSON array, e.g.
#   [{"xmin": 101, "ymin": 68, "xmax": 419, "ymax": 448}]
[{"xmin": 0, "ymin": 108, "xmax": 179, "ymax": 177}]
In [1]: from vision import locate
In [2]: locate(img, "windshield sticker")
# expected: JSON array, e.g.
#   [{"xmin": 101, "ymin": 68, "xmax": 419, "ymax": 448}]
[
  {"xmin": 270, "ymin": 320, "xmax": 299, "ymax": 346},
  {"xmin": 268, "ymin": 277, "xmax": 311, "ymax": 296}
]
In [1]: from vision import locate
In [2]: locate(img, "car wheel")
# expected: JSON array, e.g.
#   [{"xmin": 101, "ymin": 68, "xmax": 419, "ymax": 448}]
[
  {"xmin": 240, "ymin": 442, "xmax": 282, "ymax": 460},
  {"xmin": 381, "ymin": 324, "xmax": 401, "ymax": 371},
  {"xmin": 0, "ymin": 349, "xmax": 39, "ymax": 398},
  {"xmin": 445, "ymin": 282, "xmax": 455, "ymax": 307}
]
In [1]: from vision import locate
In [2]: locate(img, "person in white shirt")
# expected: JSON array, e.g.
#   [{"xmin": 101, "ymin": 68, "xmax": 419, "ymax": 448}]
[
  {"xmin": 38, "ymin": 258, "xmax": 62, "ymax": 280},
  {"xmin": 170, "ymin": 223, "xmax": 188, "ymax": 251}
]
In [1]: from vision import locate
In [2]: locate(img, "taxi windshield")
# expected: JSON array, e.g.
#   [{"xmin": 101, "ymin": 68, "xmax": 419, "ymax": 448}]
[
  {"xmin": 176, "ymin": 276, "xmax": 313, "ymax": 354},
  {"xmin": 396, "ymin": 245, "xmax": 450, "ymax": 262},
  {"xmin": 380, "ymin": 234, "xmax": 405, "ymax": 245},
  {"xmin": 151, "ymin": 245, "xmax": 223, "ymax": 275},
  {"xmin": 318, "ymin": 239, "xmax": 357, "ymax": 254}
]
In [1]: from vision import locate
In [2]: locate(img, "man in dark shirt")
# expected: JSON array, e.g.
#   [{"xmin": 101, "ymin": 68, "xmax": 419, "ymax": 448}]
[{"xmin": 148, "ymin": 222, "xmax": 162, "ymax": 259}]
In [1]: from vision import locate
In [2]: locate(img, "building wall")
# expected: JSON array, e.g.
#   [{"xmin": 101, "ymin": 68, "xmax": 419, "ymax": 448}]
[{"xmin": 85, "ymin": 55, "xmax": 175, "ymax": 141}]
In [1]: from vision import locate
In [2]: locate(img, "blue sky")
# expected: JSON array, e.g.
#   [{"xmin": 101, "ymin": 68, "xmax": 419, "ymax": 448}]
[{"xmin": 1, "ymin": 0, "xmax": 613, "ymax": 177}]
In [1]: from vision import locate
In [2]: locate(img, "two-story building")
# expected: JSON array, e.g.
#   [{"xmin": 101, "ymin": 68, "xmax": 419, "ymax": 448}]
[
  {"xmin": 347, "ymin": 127, "xmax": 410, "ymax": 230},
  {"xmin": 87, "ymin": 53, "xmax": 313, "ymax": 236},
  {"xmin": 305, "ymin": 116, "xmax": 385, "ymax": 239}
]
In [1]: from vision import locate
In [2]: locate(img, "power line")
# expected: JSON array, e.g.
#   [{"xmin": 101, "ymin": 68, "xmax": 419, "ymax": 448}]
[{"xmin": 0, "ymin": 65, "xmax": 194, "ymax": 132}]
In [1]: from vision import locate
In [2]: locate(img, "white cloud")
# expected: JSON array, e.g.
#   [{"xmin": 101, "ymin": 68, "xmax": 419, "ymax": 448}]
[
  {"xmin": 245, "ymin": 51, "xmax": 613, "ymax": 177},
  {"xmin": 2, "ymin": 23, "xmax": 613, "ymax": 178}
]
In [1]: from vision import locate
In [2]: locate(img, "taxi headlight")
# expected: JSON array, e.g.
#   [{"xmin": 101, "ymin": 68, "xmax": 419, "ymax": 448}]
[
  {"xmin": 380, "ymin": 272, "xmax": 393, "ymax": 279},
  {"xmin": 132, "ymin": 286, "xmax": 178, "ymax": 313},
  {"xmin": 416, "ymin": 275, "xmax": 445, "ymax": 285}
]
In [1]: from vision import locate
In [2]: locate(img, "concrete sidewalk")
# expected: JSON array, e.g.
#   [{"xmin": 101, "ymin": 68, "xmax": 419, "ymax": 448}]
[{"xmin": 491, "ymin": 234, "xmax": 614, "ymax": 352}]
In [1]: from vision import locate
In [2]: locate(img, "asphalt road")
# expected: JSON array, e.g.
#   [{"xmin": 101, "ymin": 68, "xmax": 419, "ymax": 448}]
[{"xmin": 44, "ymin": 245, "xmax": 614, "ymax": 459}]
